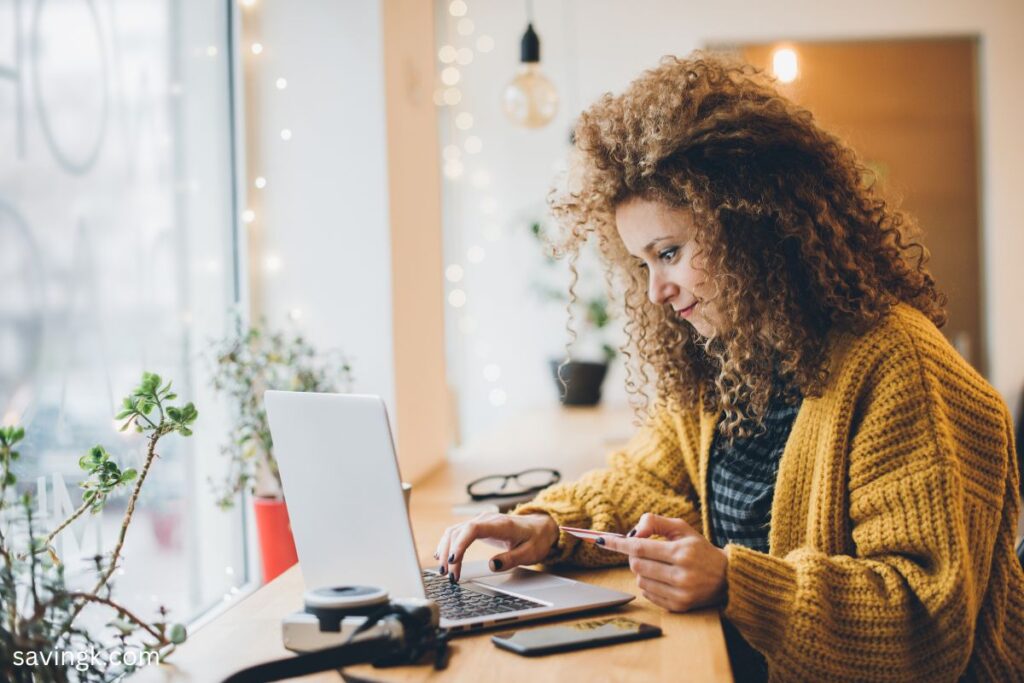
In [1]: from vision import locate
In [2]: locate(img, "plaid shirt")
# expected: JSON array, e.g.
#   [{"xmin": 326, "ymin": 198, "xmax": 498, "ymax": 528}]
[
  {"xmin": 708, "ymin": 393, "xmax": 802, "ymax": 552},
  {"xmin": 708, "ymin": 391, "xmax": 802, "ymax": 681}
]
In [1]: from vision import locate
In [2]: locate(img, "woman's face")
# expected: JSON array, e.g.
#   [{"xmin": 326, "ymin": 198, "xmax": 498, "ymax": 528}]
[{"xmin": 615, "ymin": 197, "xmax": 717, "ymax": 338}]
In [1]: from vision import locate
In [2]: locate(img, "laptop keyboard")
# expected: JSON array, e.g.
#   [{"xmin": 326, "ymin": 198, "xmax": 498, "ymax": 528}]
[{"xmin": 421, "ymin": 571, "xmax": 543, "ymax": 620}]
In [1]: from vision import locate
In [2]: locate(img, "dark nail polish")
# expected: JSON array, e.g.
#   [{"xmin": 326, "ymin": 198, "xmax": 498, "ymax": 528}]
[
  {"xmin": 449, "ymin": 571, "xmax": 457, "ymax": 584},
  {"xmin": 448, "ymin": 553, "xmax": 455, "ymax": 563},
  {"xmin": 595, "ymin": 537, "xmax": 606, "ymax": 546},
  {"xmin": 490, "ymin": 558, "xmax": 503, "ymax": 571},
  {"xmin": 439, "ymin": 565, "xmax": 447, "ymax": 575},
  {"xmin": 627, "ymin": 528, "xmax": 637, "ymax": 538}
]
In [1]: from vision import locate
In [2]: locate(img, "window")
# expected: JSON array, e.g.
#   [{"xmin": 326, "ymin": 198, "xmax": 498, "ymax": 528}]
[{"xmin": 0, "ymin": 0, "xmax": 246, "ymax": 623}]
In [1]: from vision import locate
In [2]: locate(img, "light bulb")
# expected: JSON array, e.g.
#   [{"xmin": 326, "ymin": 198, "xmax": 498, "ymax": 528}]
[{"xmin": 502, "ymin": 24, "xmax": 558, "ymax": 129}]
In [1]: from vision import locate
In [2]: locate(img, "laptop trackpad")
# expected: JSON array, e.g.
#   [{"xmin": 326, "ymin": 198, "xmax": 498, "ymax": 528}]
[{"xmin": 475, "ymin": 569, "xmax": 572, "ymax": 591}]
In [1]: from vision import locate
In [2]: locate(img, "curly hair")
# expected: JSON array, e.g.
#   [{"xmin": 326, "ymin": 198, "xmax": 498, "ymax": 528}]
[{"xmin": 549, "ymin": 52, "xmax": 946, "ymax": 439}]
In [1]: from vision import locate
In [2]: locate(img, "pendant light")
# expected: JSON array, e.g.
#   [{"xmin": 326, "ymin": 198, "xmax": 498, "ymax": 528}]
[{"xmin": 502, "ymin": 13, "xmax": 558, "ymax": 129}]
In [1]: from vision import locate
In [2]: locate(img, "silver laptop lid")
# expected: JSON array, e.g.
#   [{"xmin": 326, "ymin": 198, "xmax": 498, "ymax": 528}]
[{"xmin": 264, "ymin": 391, "xmax": 425, "ymax": 599}]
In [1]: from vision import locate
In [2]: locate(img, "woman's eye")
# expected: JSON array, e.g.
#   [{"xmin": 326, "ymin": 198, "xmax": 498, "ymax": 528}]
[{"xmin": 658, "ymin": 247, "xmax": 679, "ymax": 262}]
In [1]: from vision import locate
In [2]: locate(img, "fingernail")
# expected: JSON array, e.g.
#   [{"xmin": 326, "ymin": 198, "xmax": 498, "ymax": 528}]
[
  {"xmin": 490, "ymin": 558, "xmax": 503, "ymax": 571},
  {"xmin": 448, "ymin": 553, "xmax": 455, "ymax": 563},
  {"xmin": 595, "ymin": 537, "xmax": 606, "ymax": 546},
  {"xmin": 449, "ymin": 572, "xmax": 458, "ymax": 584},
  {"xmin": 439, "ymin": 565, "xmax": 447, "ymax": 575},
  {"xmin": 627, "ymin": 528, "xmax": 637, "ymax": 538},
  {"xmin": 433, "ymin": 551, "xmax": 439, "ymax": 559}
]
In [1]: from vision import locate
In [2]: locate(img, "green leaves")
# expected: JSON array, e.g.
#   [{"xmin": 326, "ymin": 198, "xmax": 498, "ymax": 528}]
[
  {"xmin": 78, "ymin": 445, "xmax": 138, "ymax": 513},
  {"xmin": 0, "ymin": 424, "xmax": 25, "ymax": 448},
  {"xmin": 116, "ymin": 372, "xmax": 198, "ymax": 437},
  {"xmin": 0, "ymin": 424, "xmax": 24, "ymax": 493}
]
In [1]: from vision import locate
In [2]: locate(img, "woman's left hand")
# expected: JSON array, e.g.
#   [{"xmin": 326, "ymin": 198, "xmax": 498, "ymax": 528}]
[{"xmin": 599, "ymin": 513, "xmax": 728, "ymax": 612}]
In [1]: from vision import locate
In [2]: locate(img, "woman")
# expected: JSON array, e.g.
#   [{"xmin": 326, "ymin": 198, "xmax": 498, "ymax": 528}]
[{"xmin": 435, "ymin": 53, "xmax": 1024, "ymax": 681}]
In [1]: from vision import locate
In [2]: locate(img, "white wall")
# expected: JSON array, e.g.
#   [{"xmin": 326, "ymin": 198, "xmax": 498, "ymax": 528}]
[
  {"xmin": 439, "ymin": 0, "xmax": 1024, "ymax": 442},
  {"xmin": 252, "ymin": 1, "xmax": 397, "ymax": 413}
]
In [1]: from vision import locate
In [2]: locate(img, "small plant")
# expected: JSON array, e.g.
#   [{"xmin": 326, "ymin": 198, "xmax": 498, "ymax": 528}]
[
  {"xmin": 529, "ymin": 220, "xmax": 619, "ymax": 363},
  {"xmin": 210, "ymin": 318, "xmax": 353, "ymax": 508},
  {"xmin": 0, "ymin": 372, "xmax": 196, "ymax": 682}
]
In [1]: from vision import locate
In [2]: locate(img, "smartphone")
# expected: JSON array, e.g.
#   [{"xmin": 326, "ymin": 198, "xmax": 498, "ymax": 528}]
[{"xmin": 491, "ymin": 617, "xmax": 662, "ymax": 657}]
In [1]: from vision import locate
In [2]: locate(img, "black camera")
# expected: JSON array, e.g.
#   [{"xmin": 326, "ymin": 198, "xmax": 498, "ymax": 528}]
[{"xmin": 223, "ymin": 586, "xmax": 448, "ymax": 683}]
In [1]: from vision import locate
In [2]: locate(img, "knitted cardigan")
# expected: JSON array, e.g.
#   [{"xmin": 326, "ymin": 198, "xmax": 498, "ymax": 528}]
[{"xmin": 515, "ymin": 304, "xmax": 1024, "ymax": 681}]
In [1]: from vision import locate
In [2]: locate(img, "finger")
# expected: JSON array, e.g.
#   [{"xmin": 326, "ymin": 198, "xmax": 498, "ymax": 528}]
[
  {"xmin": 448, "ymin": 516, "xmax": 513, "ymax": 582},
  {"xmin": 435, "ymin": 525, "xmax": 459, "ymax": 576},
  {"xmin": 632, "ymin": 513, "xmax": 698, "ymax": 540},
  {"xmin": 598, "ymin": 535, "xmax": 675, "ymax": 562},
  {"xmin": 637, "ymin": 575, "xmax": 691, "ymax": 612},
  {"xmin": 488, "ymin": 534, "xmax": 544, "ymax": 572},
  {"xmin": 628, "ymin": 556, "xmax": 683, "ymax": 585}
]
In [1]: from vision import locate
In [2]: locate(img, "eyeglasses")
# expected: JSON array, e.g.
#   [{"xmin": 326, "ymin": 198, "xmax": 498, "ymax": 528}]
[{"xmin": 465, "ymin": 468, "xmax": 561, "ymax": 501}]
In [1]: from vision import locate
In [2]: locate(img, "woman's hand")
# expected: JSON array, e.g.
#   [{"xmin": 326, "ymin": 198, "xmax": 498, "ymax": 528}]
[
  {"xmin": 435, "ymin": 512, "xmax": 559, "ymax": 583},
  {"xmin": 600, "ymin": 513, "xmax": 728, "ymax": 612}
]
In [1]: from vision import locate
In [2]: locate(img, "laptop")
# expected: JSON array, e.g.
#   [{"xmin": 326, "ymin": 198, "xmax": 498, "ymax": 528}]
[{"xmin": 264, "ymin": 391, "xmax": 634, "ymax": 633}]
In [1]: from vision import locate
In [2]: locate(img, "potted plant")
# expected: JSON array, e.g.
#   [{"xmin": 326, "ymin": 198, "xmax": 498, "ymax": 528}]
[
  {"xmin": 209, "ymin": 319, "xmax": 353, "ymax": 582},
  {"xmin": 0, "ymin": 372, "xmax": 196, "ymax": 681},
  {"xmin": 529, "ymin": 221, "xmax": 620, "ymax": 406}
]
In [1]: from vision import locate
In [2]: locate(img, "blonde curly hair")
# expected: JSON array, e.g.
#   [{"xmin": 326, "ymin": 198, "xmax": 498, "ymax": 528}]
[{"xmin": 549, "ymin": 52, "xmax": 946, "ymax": 438}]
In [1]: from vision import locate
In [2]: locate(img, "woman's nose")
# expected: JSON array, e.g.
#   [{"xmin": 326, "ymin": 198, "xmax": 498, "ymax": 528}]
[{"xmin": 647, "ymin": 272, "xmax": 676, "ymax": 306}]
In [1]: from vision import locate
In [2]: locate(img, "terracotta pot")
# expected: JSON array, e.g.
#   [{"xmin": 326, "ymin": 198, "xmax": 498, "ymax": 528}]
[{"xmin": 253, "ymin": 497, "xmax": 298, "ymax": 583}]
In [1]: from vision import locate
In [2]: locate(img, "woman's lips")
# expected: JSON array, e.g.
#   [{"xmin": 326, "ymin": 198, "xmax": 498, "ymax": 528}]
[{"xmin": 676, "ymin": 302, "xmax": 697, "ymax": 318}]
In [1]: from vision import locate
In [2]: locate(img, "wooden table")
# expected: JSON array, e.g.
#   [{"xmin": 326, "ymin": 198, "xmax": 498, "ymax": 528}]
[{"xmin": 137, "ymin": 407, "xmax": 733, "ymax": 682}]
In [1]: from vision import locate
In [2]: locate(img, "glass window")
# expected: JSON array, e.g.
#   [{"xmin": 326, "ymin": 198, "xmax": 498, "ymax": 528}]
[{"xmin": 0, "ymin": 0, "xmax": 246, "ymax": 623}]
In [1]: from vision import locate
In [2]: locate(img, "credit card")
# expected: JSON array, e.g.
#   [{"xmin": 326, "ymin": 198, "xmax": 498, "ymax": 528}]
[{"xmin": 559, "ymin": 526, "xmax": 625, "ymax": 542}]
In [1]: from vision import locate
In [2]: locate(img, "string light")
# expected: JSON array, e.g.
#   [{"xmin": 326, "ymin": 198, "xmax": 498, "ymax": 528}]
[
  {"xmin": 443, "ymin": 159, "xmax": 464, "ymax": 179},
  {"xmin": 239, "ymin": 0, "xmax": 256, "ymax": 6},
  {"xmin": 275, "ymin": 77, "xmax": 287, "ymax": 89},
  {"xmin": 445, "ymin": 264, "xmax": 465, "ymax": 282},
  {"xmin": 250, "ymin": 42, "xmax": 263, "ymax": 55},
  {"xmin": 457, "ymin": 18, "xmax": 475, "ymax": 36},
  {"xmin": 455, "ymin": 47, "xmax": 474, "ymax": 66},
  {"xmin": 466, "ymin": 245, "xmax": 485, "ymax": 263},
  {"xmin": 438, "ymin": 45, "xmax": 457, "ymax": 63},
  {"xmin": 476, "ymin": 35, "xmax": 494, "ymax": 53},
  {"xmin": 254, "ymin": 176, "xmax": 266, "ymax": 189},
  {"xmin": 206, "ymin": 46, "xmax": 218, "ymax": 57},
  {"xmin": 264, "ymin": 254, "xmax": 282, "ymax": 273},
  {"xmin": 455, "ymin": 112, "xmax": 474, "ymax": 130},
  {"xmin": 441, "ymin": 67, "xmax": 461, "ymax": 86},
  {"xmin": 242, "ymin": 209, "xmax": 256, "ymax": 223},
  {"xmin": 448, "ymin": 0, "xmax": 467, "ymax": 17},
  {"xmin": 442, "ymin": 144, "xmax": 461, "ymax": 161},
  {"xmin": 280, "ymin": 128, "xmax": 292, "ymax": 141},
  {"xmin": 448, "ymin": 289, "xmax": 467, "ymax": 307},
  {"xmin": 288, "ymin": 308, "xmax": 303, "ymax": 321},
  {"xmin": 443, "ymin": 88, "xmax": 462, "ymax": 105}
]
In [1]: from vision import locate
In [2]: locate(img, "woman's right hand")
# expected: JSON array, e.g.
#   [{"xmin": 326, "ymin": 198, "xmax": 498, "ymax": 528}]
[{"xmin": 435, "ymin": 512, "xmax": 559, "ymax": 583}]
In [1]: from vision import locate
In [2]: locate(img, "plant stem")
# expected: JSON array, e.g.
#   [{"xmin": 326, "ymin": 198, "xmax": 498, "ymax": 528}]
[
  {"xmin": 61, "ymin": 428, "xmax": 165, "ymax": 632},
  {"xmin": 38, "ymin": 500, "xmax": 91, "ymax": 555},
  {"xmin": 65, "ymin": 592, "xmax": 169, "ymax": 645}
]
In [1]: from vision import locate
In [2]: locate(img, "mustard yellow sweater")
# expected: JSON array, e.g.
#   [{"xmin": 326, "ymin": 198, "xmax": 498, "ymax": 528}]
[{"xmin": 516, "ymin": 304, "xmax": 1024, "ymax": 681}]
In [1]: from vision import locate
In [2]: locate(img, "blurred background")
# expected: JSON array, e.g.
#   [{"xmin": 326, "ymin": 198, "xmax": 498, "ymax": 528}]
[{"xmin": 1, "ymin": 0, "xmax": 1021, "ymax": 630}]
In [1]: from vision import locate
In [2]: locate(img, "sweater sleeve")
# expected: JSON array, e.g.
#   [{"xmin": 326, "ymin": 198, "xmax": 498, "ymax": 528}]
[
  {"xmin": 513, "ymin": 408, "xmax": 703, "ymax": 566},
  {"xmin": 724, "ymin": 339, "xmax": 1012, "ymax": 681}
]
